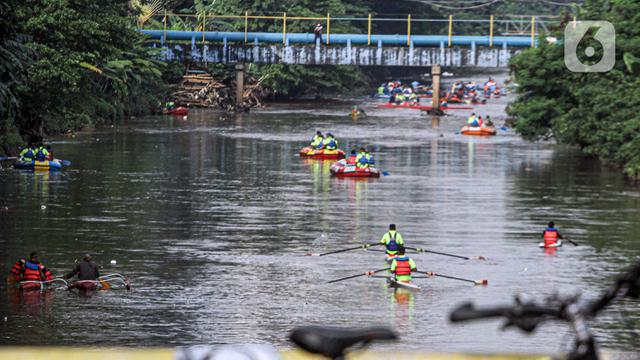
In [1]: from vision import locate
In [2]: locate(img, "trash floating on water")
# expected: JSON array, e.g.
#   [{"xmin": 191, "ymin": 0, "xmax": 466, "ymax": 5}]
[
  {"xmin": 40, "ymin": 205, "xmax": 46, "ymax": 210},
  {"xmin": 110, "ymin": 260, "xmax": 117, "ymax": 265}
]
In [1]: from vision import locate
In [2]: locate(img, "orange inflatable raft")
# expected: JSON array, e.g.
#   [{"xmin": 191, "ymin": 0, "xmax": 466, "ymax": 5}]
[
  {"xmin": 460, "ymin": 126, "xmax": 496, "ymax": 136},
  {"xmin": 299, "ymin": 147, "xmax": 346, "ymax": 160}
]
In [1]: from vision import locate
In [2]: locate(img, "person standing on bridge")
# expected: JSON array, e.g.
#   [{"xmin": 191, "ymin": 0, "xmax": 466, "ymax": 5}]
[{"xmin": 313, "ymin": 23, "xmax": 323, "ymax": 45}]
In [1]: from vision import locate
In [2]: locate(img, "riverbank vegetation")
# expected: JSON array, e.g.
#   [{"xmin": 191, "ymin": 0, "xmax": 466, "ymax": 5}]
[
  {"xmin": 0, "ymin": 0, "xmax": 171, "ymax": 154},
  {"xmin": 508, "ymin": 0, "xmax": 640, "ymax": 178}
]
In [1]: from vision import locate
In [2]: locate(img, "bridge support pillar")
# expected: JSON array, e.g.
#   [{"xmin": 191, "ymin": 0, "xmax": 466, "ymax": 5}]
[
  {"xmin": 431, "ymin": 64, "xmax": 442, "ymax": 114},
  {"xmin": 235, "ymin": 63, "xmax": 245, "ymax": 105}
]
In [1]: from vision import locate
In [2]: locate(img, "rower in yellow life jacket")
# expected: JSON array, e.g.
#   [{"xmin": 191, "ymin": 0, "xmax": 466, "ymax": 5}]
[
  {"xmin": 390, "ymin": 246, "xmax": 417, "ymax": 283},
  {"xmin": 542, "ymin": 221, "xmax": 564, "ymax": 247},
  {"xmin": 323, "ymin": 133, "xmax": 338, "ymax": 150},
  {"xmin": 310, "ymin": 131, "xmax": 324, "ymax": 149},
  {"xmin": 355, "ymin": 147, "xmax": 369, "ymax": 169},
  {"xmin": 380, "ymin": 224, "xmax": 404, "ymax": 259}
]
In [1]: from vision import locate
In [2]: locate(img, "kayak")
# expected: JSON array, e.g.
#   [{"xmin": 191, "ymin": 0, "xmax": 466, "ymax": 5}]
[
  {"xmin": 163, "ymin": 107, "xmax": 189, "ymax": 116},
  {"xmin": 299, "ymin": 147, "xmax": 346, "ymax": 160},
  {"xmin": 539, "ymin": 240, "xmax": 563, "ymax": 248},
  {"xmin": 330, "ymin": 159, "xmax": 380, "ymax": 178},
  {"xmin": 460, "ymin": 126, "xmax": 497, "ymax": 136},
  {"xmin": 387, "ymin": 278, "xmax": 420, "ymax": 291},
  {"xmin": 14, "ymin": 159, "xmax": 62, "ymax": 171}
]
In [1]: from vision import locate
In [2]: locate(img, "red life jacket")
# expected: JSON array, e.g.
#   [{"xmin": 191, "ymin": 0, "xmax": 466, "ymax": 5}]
[
  {"xmin": 10, "ymin": 259, "xmax": 25, "ymax": 277},
  {"xmin": 22, "ymin": 261, "xmax": 42, "ymax": 281},
  {"xmin": 544, "ymin": 229, "xmax": 558, "ymax": 245},
  {"xmin": 394, "ymin": 257, "xmax": 412, "ymax": 276}
]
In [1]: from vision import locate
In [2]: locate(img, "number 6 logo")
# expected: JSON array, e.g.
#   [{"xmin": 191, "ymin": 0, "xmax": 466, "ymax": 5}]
[{"xmin": 564, "ymin": 21, "xmax": 615, "ymax": 73}]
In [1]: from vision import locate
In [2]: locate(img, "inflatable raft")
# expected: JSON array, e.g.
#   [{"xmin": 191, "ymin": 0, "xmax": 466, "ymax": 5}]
[
  {"xmin": 299, "ymin": 147, "xmax": 346, "ymax": 160},
  {"xmin": 14, "ymin": 159, "xmax": 63, "ymax": 171},
  {"xmin": 460, "ymin": 126, "xmax": 497, "ymax": 136},
  {"xmin": 330, "ymin": 159, "xmax": 380, "ymax": 178}
]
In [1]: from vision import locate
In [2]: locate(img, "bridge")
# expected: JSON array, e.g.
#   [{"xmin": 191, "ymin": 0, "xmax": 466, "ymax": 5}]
[{"xmin": 140, "ymin": 13, "xmax": 562, "ymax": 68}]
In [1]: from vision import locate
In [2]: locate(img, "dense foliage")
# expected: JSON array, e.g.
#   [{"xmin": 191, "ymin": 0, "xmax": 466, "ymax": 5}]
[
  {"xmin": 0, "ymin": 0, "xmax": 167, "ymax": 153},
  {"xmin": 508, "ymin": 0, "xmax": 640, "ymax": 177}
]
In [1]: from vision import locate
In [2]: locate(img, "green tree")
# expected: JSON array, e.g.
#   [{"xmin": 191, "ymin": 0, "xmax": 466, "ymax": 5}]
[{"xmin": 508, "ymin": 0, "xmax": 640, "ymax": 178}]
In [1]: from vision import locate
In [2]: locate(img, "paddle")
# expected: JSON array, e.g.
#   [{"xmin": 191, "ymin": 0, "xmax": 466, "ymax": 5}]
[
  {"xmin": 58, "ymin": 159, "xmax": 71, "ymax": 166},
  {"xmin": 327, "ymin": 268, "xmax": 389, "ymax": 284},
  {"xmin": 416, "ymin": 270, "xmax": 488, "ymax": 286},
  {"xmin": 564, "ymin": 237, "xmax": 579, "ymax": 246},
  {"xmin": 307, "ymin": 243, "xmax": 382, "ymax": 257},
  {"xmin": 405, "ymin": 246, "xmax": 486, "ymax": 260},
  {"xmin": 382, "ymin": 171, "xmax": 390, "ymax": 176},
  {"xmin": 0, "ymin": 156, "xmax": 17, "ymax": 161}
]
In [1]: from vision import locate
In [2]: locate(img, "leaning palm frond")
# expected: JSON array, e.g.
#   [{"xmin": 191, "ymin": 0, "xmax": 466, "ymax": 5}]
[{"xmin": 132, "ymin": 0, "xmax": 165, "ymax": 27}]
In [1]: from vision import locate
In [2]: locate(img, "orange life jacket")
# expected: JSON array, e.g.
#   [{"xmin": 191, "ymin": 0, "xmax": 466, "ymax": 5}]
[
  {"xmin": 394, "ymin": 257, "xmax": 412, "ymax": 276},
  {"xmin": 544, "ymin": 228, "xmax": 559, "ymax": 246},
  {"xmin": 22, "ymin": 261, "xmax": 43, "ymax": 281}
]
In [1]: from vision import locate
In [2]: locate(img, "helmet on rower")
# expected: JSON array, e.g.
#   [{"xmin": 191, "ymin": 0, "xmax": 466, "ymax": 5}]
[{"xmin": 389, "ymin": 224, "xmax": 396, "ymax": 231}]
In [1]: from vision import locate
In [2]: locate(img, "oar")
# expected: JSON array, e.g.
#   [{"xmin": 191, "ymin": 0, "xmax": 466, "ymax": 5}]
[
  {"xmin": 382, "ymin": 171, "xmax": 390, "ymax": 176},
  {"xmin": 328, "ymin": 268, "xmax": 389, "ymax": 283},
  {"xmin": 415, "ymin": 270, "xmax": 488, "ymax": 286},
  {"xmin": 307, "ymin": 243, "xmax": 381, "ymax": 256},
  {"xmin": 0, "ymin": 156, "xmax": 18, "ymax": 161},
  {"xmin": 405, "ymin": 246, "xmax": 486, "ymax": 260},
  {"xmin": 56, "ymin": 159, "xmax": 71, "ymax": 166},
  {"xmin": 564, "ymin": 237, "xmax": 579, "ymax": 246}
]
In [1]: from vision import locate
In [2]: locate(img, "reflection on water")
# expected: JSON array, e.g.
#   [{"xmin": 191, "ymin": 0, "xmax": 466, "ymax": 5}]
[{"xmin": 1, "ymin": 96, "xmax": 639, "ymax": 353}]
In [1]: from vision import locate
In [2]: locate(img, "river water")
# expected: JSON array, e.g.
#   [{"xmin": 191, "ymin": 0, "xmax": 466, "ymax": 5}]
[{"xmin": 1, "ymin": 75, "xmax": 639, "ymax": 355}]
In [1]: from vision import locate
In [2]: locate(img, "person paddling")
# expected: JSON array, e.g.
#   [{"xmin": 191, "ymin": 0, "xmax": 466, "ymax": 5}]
[
  {"xmin": 380, "ymin": 224, "xmax": 404, "ymax": 260},
  {"xmin": 21, "ymin": 252, "xmax": 54, "ymax": 282},
  {"xmin": 64, "ymin": 254, "xmax": 100, "ymax": 281},
  {"xmin": 542, "ymin": 221, "xmax": 564, "ymax": 247},
  {"xmin": 389, "ymin": 246, "xmax": 418, "ymax": 283}
]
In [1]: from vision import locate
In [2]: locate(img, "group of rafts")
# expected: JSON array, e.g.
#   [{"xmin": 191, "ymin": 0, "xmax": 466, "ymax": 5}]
[{"xmin": 299, "ymin": 132, "xmax": 380, "ymax": 178}]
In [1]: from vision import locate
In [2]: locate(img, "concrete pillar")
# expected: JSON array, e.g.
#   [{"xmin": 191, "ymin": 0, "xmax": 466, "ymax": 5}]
[
  {"xmin": 431, "ymin": 64, "xmax": 442, "ymax": 113},
  {"xmin": 235, "ymin": 63, "xmax": 245, "ymax": 105}
]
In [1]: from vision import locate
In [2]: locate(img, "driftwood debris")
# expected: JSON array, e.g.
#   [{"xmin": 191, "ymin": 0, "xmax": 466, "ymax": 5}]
[{"xmin": 172, "ymin": 72, "xmax": 268, "ymax": 111}]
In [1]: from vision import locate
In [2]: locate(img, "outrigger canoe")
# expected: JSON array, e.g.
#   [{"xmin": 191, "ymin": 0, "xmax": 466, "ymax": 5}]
[
  {"xmin": 539, "ymin": 240, "xmax": 562, "ymax": 249},
  {"xmin": 299, "ymin": 147, "xmax": 346, "ymax": 160},
  {"xmin": 18, "ymin": 278, "xmax": 69, "ymax": 292},
  {"xmin": 12, "ymin": 274, "xmax": 130, "ymax": 292},
  {"xmin": 14, "ymin": 159, "xmax": 63, "ymax": 171},
  {"xmin": 330, "ymin": 159, "xmax": 380, "ymax": 178},
  {"xmin": 460, "ymin": 126, "xmax": 497, "ymax": 136}
]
